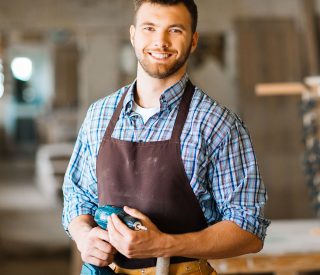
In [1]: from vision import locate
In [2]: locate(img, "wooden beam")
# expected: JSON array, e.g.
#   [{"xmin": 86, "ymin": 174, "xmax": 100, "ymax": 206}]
[{"xmin": 255, "ymin": 82, "xmax": 306, "ymax": 96}]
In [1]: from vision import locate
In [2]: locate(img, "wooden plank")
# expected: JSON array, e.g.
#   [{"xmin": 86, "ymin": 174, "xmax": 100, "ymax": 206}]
[{"xmin": 255, "ymin": 82, "xmax": 306, "ymax": 96}]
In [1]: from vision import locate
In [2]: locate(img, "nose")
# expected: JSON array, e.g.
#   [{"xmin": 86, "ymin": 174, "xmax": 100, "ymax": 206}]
[{"xmin": 153, "ymin": 31, "xmax": 170, "ymax": 49}]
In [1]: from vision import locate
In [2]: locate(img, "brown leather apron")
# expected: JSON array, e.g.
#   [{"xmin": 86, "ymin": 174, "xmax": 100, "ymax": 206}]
[{"xmin": 97, "ymin": 81, "xmax": 208, "ymax": 269}]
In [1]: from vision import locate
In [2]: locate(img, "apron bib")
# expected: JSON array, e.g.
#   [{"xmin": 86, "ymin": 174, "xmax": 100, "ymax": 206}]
[{"xmin": 97, "ymin": 81, "xmax": 208, "ymax": 269}]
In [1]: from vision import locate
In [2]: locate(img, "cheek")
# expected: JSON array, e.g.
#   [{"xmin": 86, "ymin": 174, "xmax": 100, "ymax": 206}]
[
  {"xmin": 177, "ymin": 41, "xmax": 188, "ymax": 53},
  {"xmin": 133, "ymin": 35, "xmax": 144, "ymax": 49},
  {"xmin": 135, "ymin": 32, "xmax": 153, "ymax": 47},
  {"xmin": 134, "ymin": 41, "xmax": 144, "ymax": 55},
  {"xmin": 171, "ymin": 36, "xmax": 188, "ymax": 49}
]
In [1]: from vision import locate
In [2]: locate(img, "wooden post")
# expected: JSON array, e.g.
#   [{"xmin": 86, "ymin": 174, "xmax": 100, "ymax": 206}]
[{"xmin": 301, "ymin": 0, "xmax": 319, "ymax": 74}]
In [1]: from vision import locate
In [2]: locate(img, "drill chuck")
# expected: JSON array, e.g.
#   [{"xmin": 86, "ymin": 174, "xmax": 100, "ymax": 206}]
[{"xmin": 120, "ymin": 212, "xmax": 147, "ymax": 231}]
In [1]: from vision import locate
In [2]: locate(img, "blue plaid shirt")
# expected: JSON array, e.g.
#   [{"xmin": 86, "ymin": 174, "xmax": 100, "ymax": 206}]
[{"xmin": 62, "ymin": 74, "xmax": 270, "ymax": 240}]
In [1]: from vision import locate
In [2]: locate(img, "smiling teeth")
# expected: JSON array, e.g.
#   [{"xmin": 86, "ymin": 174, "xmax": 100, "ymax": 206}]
[{"xmin": 150, "ymin": 53, "xmax": 170, "ymax": 59}]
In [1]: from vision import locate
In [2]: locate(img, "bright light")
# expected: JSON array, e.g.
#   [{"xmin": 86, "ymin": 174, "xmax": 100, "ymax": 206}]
[{"xmin": 11, "ymin": 57, "xmax": 33, "ymax": 81}]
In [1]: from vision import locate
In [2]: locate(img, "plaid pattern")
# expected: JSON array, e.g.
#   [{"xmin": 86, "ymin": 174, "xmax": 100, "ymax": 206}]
[{"xmin": 62, "ymin": 74, "xmax": 270, "ymax": 240}]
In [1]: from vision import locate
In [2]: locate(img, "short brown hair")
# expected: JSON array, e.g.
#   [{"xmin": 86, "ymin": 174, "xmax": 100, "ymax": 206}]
[{"xmin": 133, "ymin": 0, "xmax": 198, "ymax": 33}]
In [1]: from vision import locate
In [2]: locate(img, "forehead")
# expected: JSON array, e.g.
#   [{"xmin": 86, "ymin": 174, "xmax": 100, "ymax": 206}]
[{"xmin": 135, "ymin": 2, "xmax": 192, "ymax": 29}]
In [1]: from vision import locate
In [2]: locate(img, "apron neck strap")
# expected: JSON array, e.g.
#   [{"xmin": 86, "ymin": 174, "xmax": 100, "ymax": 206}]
[
  {"xmin": 171, "ymin": 80, "xmax": 195, "ymax": 142},
  {"xmin": 105, "ymin": 90, "xmax": 128, "ymax": 139},
  {"xmin": 105, "ymin": 80, "xmax": 195, "ymax": 141}
]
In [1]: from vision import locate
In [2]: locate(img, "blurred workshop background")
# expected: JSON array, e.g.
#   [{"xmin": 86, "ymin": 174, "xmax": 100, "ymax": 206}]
[{"xmin": 0, "ymin": 0, "xmax": 320, "ymax": 274}]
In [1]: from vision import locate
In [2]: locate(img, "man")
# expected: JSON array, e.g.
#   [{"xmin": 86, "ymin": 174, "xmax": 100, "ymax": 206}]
[{"xmin": 62, "ymin": 0, "xmax": 270, "ymax": 274}]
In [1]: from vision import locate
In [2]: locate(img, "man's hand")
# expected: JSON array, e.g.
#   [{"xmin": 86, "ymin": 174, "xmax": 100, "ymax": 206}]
[
  {"xmin": 78, "ymin": 226, "xmax": 117, "ymax": 266},
  {"xmin": 106, "ymin": 207, "xmax": 263, "ymax": 260},
  {"xmin": 107, "ymin": 206, "xmax": 169, "ymax": 259},
  {"xmin": 68, "ymin": 214, "xmax": 117, "ymax": 267}
]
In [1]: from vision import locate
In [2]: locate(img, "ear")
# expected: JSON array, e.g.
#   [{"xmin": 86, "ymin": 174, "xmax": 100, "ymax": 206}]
[
  {"xmin": 130, "ymin": 25, "xmax": 136, "ymax": 47},
  {"xmin": 190, "ymin": 31, "xmax": 199, "ymax": 53}
]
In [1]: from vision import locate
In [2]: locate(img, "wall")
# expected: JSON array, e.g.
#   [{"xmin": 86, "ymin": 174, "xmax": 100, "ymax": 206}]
[
  {"xmin": 0, "ymin": 0, "xmax": 317, "ymax": 219},
  {"xmin": 0, "ymin": 0, "xmax": 308, "ymax": 109}
]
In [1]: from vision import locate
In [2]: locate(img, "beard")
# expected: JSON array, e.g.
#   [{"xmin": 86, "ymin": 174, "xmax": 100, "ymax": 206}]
[{"xmin": 134, "ymin": 42, "xmax": 193, "ymax": 79}]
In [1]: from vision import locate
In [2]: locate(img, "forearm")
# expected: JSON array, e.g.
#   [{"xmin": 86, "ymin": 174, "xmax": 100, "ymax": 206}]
[
  {"xmin": 162, "ymin": 220, "xmax": 263, "ymax": 259},
  {"xmin": 68, "ymin": 214, "xmax": 97, "ymax": 250},
  {"xmin": 107, "ymin": 207, "xmax": 264, "ymax": 260}
]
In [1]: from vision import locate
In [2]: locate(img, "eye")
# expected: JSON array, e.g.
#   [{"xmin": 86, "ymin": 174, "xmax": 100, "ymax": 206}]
[
  {"xmin": 170, "ymin": 28, "xmax": 182, "ymax": 34},
  {"xmin": 143, "ymin": 26, "xmax": 155, "ymax": 32}
]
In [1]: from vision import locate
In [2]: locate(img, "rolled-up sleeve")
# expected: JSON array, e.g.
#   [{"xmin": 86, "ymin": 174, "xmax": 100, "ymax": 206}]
[
  {"xmin": 62, "ymin": 109, "xmax": 98, "ymax": 236},
  {"xmin": 211, "ymin": 120, "xmax": 270, "ymax": 240}
]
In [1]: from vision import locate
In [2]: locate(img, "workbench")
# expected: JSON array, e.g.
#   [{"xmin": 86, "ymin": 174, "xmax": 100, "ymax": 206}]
[{"xmin": 209, "ymin": 219, "xmax": 320, "ymax": 275}]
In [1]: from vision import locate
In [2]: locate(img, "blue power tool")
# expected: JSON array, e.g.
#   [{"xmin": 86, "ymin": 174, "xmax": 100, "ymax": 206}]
[{"xmin": 81, "ymin": 205, "xmax": 146, "ymax": 275}]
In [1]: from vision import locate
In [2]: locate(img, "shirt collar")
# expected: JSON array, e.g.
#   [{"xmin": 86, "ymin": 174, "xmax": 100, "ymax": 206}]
[
  {"xmin": 123, "ymin": 81, "xmax": 136, "ymax": 116},
  {"xmin": 159, "ymin": 73, "xmax": 189, "ymax": 112},
  {"xmin": 123, "ymin": 73, "xmax": 189, "ymax": 115}
]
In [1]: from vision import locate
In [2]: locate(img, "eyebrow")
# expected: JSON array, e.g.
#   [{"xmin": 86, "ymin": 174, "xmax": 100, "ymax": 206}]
[
  {"xmin": 139, "ymin": 22, "xmax": 157, "ymax": 27},
  {"xmin": 169, "ymin": 24, "xmax": 186, "ymax": 31},
  {"xmin": 139, "ymin": 22, "xmax": 187, "ymax": 31}
]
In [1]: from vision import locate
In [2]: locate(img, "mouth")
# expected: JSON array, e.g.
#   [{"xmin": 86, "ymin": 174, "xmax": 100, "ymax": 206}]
[{"xmin": 147, "ymin": 51, "xmax": 174, "ymax": 61}]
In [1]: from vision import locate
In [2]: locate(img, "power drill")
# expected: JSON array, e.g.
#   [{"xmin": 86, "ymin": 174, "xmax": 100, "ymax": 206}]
[{"xmin": 81, "ymin": 205, "xmax": 146, "ymax": 275}]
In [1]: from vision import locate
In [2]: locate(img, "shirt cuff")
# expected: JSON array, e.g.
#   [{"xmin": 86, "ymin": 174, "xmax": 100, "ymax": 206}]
[
  {"xmin": 62, "ymin": 206, "xmax": 97, "ymax": 238},
  {"xmin": 221, "ymin": 207, "xmax": 271, "ymax": 240}
]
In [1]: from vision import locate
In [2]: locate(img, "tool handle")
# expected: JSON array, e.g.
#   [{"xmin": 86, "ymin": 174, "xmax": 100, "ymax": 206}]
[{"xmin": 155, "ymin": 257, "xmax": 170, "ymax": 275}]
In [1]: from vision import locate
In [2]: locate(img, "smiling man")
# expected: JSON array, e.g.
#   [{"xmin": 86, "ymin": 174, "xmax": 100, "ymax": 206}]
[
  {"xmin": 62, "ymin": 1, "xmax": 270, "ymax": 274},
  {"xmin": 132, "ymin": 2, "xmax": 195, "ymax": 80}
]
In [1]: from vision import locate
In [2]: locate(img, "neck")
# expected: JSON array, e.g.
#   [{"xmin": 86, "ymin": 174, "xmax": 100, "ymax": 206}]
[{"xmin": 135, "ymin": 64, "xmax": 187, "ymax": 108}]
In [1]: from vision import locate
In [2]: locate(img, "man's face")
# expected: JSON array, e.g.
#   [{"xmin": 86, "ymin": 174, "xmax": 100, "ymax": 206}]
[{"xmin": 130, "ymin": 2, "xmax": 198, "ymax": 79}]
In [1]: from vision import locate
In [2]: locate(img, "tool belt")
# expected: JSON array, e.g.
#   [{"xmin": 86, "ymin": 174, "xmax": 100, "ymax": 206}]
[{"xmin": 111, "ymin": 260, "xmax": 216, "ymax": 275}]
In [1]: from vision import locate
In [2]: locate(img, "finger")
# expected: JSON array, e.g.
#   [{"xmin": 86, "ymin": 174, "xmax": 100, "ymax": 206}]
[
  {"xmin": 110, "ymin": 213, "xmax": 133, "ymax": 236},
  {"xmin": 110, "ymin": 214, "xmax": 133, "ymax": 237},
  {"xmin": 107, "ymin": 215, "xmax": 124, "ymax": 238},
  {"xmin": 82, "ymin": 246, "xmax": 114, "ymax": 263},
  {"xmin": 92, "ymin": 227, "xmax": 110, "ymax": 242},
  {"xmin": 107, "ymin": 216, "xmax": 127, "ymax": 251},
  {"xmin": 91, "ymin": 248, "xmax": 112, "ymax": 261},
  {"xmin": 123, "ymin": 206, "xmax": 151, "ymax": 222},
  {"xmin": 95, "ymin": 240, "xmax": 117, "ymax": 254}
]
